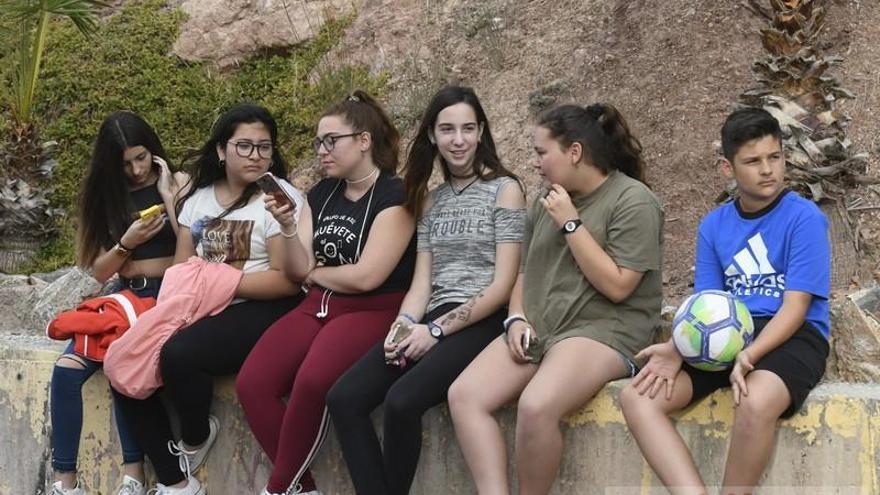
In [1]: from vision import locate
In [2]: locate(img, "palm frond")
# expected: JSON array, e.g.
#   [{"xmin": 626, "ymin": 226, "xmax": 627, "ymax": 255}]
[
  {"xmin": 0, "ymin": 0, "xmax": 105, "ymax": 128},
  {"xmin": 737, "ymin": 0, "xmax": 873, "ymax": 204}
]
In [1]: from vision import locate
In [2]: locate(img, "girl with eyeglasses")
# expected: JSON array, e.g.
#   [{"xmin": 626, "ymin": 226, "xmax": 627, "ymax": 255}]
[
  {"xmin": 49, "ymin": 111, "xmax": 186, "ymax": 495},
  {"xmin": 110, "ymin": 104, "xmax": 305, "ymax": 495},
  {"xmin": 325, "ymin": 85, "xmax": 525, "ymax": 495},
  {"xmin": 236, "ymin": 90, "xmax": 416, "ymax": 495}
]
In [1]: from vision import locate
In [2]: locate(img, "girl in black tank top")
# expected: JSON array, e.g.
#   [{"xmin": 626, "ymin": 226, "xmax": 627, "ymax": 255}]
[
  {"xmin": 127, "ymin": 182, "xmax": 176, "ymax": 260},
  {"xmin": 50, "ymin": 111, "xmax": 186, "ymax": 494}
]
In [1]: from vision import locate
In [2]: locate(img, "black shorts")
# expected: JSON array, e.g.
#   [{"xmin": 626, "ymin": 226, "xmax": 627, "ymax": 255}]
[{"xmin": 683, "ymin": 318, "xmax": 829, "ymax": 418}]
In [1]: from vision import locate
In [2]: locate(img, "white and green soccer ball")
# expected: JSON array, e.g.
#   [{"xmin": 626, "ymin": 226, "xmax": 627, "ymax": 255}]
[{"xmin": 672, "ymin": 290, "xmax": 755, "ymax": 372}]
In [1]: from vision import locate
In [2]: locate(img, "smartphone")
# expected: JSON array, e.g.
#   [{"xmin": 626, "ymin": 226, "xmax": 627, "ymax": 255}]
[
  {"xmin": 521, "ymin": 326, "xmax": 531, "ymax": 352},
  {"xmin": 131, "ymin": 204, "xmax": 165, "ymax": 221},
  {"xmin": 385, "ymin": 320, "xmax": 413, "ymax": 367},
  {"xmin": 387, "ymin": 320, "xmax": 414, "ymax": 346},
  {"xmin": 256, "ymin": 172, "xmax": 297, "ymax": 209}
]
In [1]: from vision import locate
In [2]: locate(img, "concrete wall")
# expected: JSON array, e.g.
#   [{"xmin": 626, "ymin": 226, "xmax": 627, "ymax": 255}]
[{"xmin": 1, "ymin": 334, "xmax": 877, "ymax": 495}]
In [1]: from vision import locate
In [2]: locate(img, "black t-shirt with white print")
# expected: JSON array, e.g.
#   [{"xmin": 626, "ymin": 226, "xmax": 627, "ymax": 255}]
[{"xmin": 308, "ymin": 171, "xmax": 416, "ymax": 295}]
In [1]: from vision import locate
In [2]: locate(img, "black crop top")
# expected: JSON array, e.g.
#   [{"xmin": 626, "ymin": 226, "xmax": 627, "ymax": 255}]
[{"xmin": 128, "ymin": 182, "xmax": 176, "ymax": 260}]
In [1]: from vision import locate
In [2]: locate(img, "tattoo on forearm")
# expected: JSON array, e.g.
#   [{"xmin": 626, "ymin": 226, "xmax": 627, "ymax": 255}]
[
  {"xmin": 439, "ymin": 312, "xmax": 457, "ymax": 328},
  {"xmin": 440, "ymin": 292, "xmax": 485, "ymax": 328}
]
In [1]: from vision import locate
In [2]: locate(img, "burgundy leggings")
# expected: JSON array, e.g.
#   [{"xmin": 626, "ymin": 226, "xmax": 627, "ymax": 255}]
[{"xmin": 236, "ymin": 288, "xmax": 405, "ymax": 493}]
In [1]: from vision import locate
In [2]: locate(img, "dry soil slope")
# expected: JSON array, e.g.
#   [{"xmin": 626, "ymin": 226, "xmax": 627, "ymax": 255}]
[{"xmin": 333, "ymin": 0, "xmax": 880, "ymax": 300}]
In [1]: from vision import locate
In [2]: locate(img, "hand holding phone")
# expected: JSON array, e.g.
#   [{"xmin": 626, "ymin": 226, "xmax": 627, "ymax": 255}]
[
  {"xmin": 132, "ymin": 204, "xmax": 165, "ymax": 221},
  {"xmin": 256, "ymin": 172, "xmax": 297, "ymax": 210},
  {"xmin": 385, "ymin": 319, "xmax": 414, "ymax": 366}
]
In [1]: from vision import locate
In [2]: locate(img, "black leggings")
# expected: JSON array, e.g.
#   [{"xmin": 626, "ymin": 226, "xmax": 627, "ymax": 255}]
[
  {"xmin": 327, "ymin": 304, "xmax": 504, "ymax": 495},
  {"xmin": 112, "ymin": 296, "xmax": 301, "ymax": 485}
]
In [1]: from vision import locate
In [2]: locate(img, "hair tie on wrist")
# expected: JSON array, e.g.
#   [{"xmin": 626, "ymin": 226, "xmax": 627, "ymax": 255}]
[{"xmin": 280, "ymin": 226, "xmax": 298, "ymax": 238}]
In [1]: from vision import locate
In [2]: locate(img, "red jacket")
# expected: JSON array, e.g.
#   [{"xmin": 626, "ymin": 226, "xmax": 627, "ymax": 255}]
[{"xmin": 47, "ymin": 290, "xmax": 157, "ymax": 362}]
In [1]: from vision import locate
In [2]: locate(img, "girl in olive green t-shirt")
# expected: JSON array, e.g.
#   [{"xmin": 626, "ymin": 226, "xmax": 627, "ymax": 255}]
[{"xmin": 449, "ymin": 103, "xmax": 663, "ymax": 494}]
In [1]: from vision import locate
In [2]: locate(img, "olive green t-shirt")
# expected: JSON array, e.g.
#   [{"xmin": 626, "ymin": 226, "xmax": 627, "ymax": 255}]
[{"xmin": 522, "ymin": 171, "xmax": 663, "ymax": 362}]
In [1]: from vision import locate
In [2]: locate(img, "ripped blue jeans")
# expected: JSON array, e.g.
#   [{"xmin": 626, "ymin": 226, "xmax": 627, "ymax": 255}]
[{"xmin": 49, "ymin": 282, "xmax": 157, "ymax": 472}]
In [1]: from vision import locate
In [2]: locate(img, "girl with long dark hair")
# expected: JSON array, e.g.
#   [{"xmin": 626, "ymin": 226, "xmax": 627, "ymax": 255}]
[
  {"xmin": 51, "ymin": 111, "xmax": 185, "ymax": 495},
  {"xmin": 110, "ymin": 104, "xmax": 304, "ymax": 495},
  {"xmin": 326, "ymin": 85, "xmax": 525, "ymax": 495}
]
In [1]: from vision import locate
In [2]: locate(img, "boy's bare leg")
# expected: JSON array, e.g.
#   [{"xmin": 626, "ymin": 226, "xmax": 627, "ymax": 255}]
[
  {"xmin": 720, "ymin": 370, "xmax": 789, "ymax": 495},
  {"xmin": 449, "ymin": 337, "xmax": 538, "ymax": 495},
  {"xmin": 515, "ymin": 338, "xmax": 627, "ymax": 495},
  {"xmin": 620, "ymin": 371, "xmax": 707, "ymax": 495}
]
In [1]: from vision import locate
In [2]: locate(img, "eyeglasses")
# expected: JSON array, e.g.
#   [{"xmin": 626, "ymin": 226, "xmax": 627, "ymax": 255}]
[
  {"xmin": 229, "ymin": 141, "xmax": 273, "ymax": 159},
  {"xmin": 312, "ymin": 132, "xmax": 363, "ymax": 153}
]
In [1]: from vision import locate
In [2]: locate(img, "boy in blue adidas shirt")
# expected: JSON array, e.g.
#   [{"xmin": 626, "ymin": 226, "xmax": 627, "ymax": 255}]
[{"xmin": 620, "ymin": 107, "xmax": 830, "ymax": 495}]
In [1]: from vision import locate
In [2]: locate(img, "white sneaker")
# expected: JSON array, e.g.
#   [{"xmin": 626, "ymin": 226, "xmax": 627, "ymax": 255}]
[
  {"xmin": 50, "ymin": 481, "xmax": 86, "ymax": 495},
  {"xmin": 146, "ymin": 476, "xmax": 204, "ymax": 495},
  {"xmin": 116, "ymin": 475, "xmax": 146, "ymax": 495},
  {"xmin": 288, "ymin": 484, "xmax": 323, "ymax": 495},
  {"xmin": 260, "ymin": 485, "xmax": 323, "ymax": 495},
  {"xmin": 168, "ymin": 414, "xmax": 219, "ymax": 476}
]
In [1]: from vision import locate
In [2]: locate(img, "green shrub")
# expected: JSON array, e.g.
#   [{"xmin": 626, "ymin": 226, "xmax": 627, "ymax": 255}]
[{"xmin": 8, "ymin": 0, "xmax": 384, "ymax": 272}]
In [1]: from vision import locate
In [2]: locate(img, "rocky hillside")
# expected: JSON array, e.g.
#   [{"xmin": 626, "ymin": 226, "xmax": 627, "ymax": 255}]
[
  {"xmin": 32, "ymin": 0, "xmax": 879, "ymax": 298},
  {"xmin": 318, "ymin": 0, "xmax": 880, "ymax": 301}
]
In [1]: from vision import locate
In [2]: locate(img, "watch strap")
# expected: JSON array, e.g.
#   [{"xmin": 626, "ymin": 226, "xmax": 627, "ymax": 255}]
[
  {"xmin": 428, "ymin": 321, "xmax": 445, "ymax": 340},
  {"xmin": 561, "ymin": 219, "xmax": 583, "ymax": 234},
  {"xmin": 114, "ymin": 242, "xmax": 132, "ymax": 257}
]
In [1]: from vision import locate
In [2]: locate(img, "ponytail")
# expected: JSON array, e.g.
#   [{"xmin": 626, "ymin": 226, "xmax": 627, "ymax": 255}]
[
  {"xmin": 538, "ymin": 103, "xmax": 646, "ymax": 184},
  {"xmin": 322, "ymin": 90, "xmax": 400, "ymax": 174},
  {"xmin": 587, "ymin": 103, "xmax": 645, "ymax": 183}
]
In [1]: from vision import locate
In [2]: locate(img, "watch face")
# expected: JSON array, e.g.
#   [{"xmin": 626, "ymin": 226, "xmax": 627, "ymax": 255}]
[
  {"xmin": 430, "ymin": 326, "xmax": 441, "ymax": 337},
  {"xmin": 564, "ymin": 221, "xmax": 577, "ymax": 232}
]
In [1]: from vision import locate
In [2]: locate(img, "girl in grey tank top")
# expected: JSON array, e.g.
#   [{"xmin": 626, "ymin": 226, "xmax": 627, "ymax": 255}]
[{"xmin": 327, "ymin": 86, "xmax": 525, "ymax": 495}]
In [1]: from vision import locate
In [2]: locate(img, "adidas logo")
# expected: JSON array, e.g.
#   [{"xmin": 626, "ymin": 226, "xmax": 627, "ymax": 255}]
[
  {"xmin": 724, "ymin": 233, "xmax": 784, "ymax": 298},
  {"xmin": 724, "ymin": 233, "xmax": 776, "ymax": 278}
]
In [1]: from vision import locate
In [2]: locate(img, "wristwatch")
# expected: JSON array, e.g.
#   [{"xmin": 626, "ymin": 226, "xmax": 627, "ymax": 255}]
[
  {"xmin": 561, "ymin": 219, "xmax": 582, "ymax": 235},
  {"xmin": 113, "ymin": 242, "xmax": 132, "ymax": 257},
  {"xmin": 428, "ymin": 321, "xmax": 445, "ymax": 340}
]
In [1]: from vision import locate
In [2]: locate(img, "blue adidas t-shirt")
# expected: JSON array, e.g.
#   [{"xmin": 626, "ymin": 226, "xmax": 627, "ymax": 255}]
[{"xmin": 694, "ymin": 190, "xmax": 830, "ymax": 339}]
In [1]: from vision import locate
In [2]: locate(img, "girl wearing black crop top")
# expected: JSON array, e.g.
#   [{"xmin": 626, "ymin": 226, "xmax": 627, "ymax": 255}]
[
  {"xmin": 50, "ymin": 112, "xmax": 187, "ymax": 495},
  {"xmin": 237, "ymin": 91, "xmax": 416, "ymax": 495}
]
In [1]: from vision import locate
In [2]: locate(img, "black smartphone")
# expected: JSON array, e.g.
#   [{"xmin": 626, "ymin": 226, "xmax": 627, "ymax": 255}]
[{"xmin": 256, "ymin": 172, "xmax": 296, "ymax": 209}]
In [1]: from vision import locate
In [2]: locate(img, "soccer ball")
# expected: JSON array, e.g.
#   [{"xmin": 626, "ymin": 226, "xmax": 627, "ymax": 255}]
[{"xmin": 672, "ymin": 290, "xmax": 755, "ymax": 372}]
